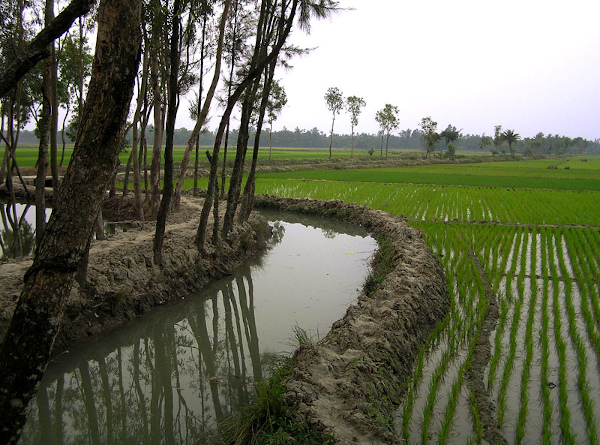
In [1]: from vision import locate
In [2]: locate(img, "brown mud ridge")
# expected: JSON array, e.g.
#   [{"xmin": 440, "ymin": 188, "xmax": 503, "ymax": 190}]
[
  {"xmin": 0, "ymin": 196, "xmax": 271, "ymax": 350},
  {"xmin": 254, "ymin": 196, "xmax": 450, "ymax": 445}
]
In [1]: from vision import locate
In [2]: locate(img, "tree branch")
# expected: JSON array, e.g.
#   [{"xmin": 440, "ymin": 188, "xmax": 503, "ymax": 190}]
[{"xmin": 0, "ymin": 0, "xmax": 96, "ymax": 98}]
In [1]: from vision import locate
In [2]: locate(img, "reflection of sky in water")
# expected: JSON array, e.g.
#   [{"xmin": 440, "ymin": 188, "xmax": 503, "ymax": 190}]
[
  {"xmin": 253, "ymin": 220, "xmax": 376, "ymax": 352},
  {"xmin": 20, "ymin": 213, "xmax": 377, "ymax": 444}
]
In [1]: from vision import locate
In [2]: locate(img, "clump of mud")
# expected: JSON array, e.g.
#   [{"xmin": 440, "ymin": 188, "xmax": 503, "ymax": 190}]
[{"xmin": 255, "ymin": 196, "xmax": 450, "ymax": 445}]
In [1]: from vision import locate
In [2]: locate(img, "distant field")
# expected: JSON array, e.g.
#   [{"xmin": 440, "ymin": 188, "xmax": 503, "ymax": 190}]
[
  {"xmin": 259, "ymin": 157, "xmax": 600, "ymax": 191},
  {"xmin": 10, "ymin": 145, "xmax": 427, "ymax": 167}
]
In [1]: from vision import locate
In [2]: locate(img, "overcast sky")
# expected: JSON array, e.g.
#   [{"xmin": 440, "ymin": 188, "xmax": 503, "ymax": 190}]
[{"xmin": 253, "ymin": 0, "xmax": 600, "ymax": 140}]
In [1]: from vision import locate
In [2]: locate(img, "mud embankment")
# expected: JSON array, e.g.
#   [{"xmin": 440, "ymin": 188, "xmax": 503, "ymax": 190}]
[
  {"xmin": 254, "ymin": 196, "xmax": 450, "ymax": 445},
  {"xmin": 0, "ymin": 196, "xmax": 271, "ymax": 350}
]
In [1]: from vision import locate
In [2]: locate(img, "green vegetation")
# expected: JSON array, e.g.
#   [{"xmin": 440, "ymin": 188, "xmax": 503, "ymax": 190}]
[
  {"xmin": 252, "ymin": 155, "xmax": 600, "ymax": 443},
  {"xmin": 219, "ymin": 359, "xmax": 336, "ymax": 445}
]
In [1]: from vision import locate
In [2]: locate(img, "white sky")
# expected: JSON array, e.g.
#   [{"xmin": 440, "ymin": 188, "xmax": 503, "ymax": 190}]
[{"xmin": 254, "ymin": 0, "xmax": 600, "ymax": 140}]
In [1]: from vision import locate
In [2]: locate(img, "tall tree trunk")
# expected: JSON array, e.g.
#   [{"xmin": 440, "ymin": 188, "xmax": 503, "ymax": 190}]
[
  {"xmin": 194, "ymin": 14, "xmax": 209, "ymax": 198},
  {"xmin": 149, "ymin": 54, "xmax": 164, "ymax": 219},
  {"xmin": 50, "ymin": 1, "xmax": 60, "ymax": 191},
  {"xmin": 240, "ymin": 59, "xmax": 276, "ymax": 222},
  {"xmin": 220, "ymin": 0, "xmax": 241, "ymax": 200},
  {"xmin": 35, "ymin": 0, "xmax": 53, "ymax": 250},
  {"xmin": 153, "ymin": 0, "xmax": 181, "ymax": 265},
  {"xmin": 131, "ymin": 48, "xmax": 150, "ymax": 221},
  {"xmin": 0, "ymin": 1, "xmax": 141, "ymax": 441},
  {"xmin": 172, "ymin": 1, "xmax": 230, "ymax": 211}
]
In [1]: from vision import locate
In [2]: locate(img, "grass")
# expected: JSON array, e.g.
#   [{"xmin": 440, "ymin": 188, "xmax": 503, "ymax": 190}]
[{"xmin": 219, "ymin": 358, "xmax": 336, "ymax": 445}]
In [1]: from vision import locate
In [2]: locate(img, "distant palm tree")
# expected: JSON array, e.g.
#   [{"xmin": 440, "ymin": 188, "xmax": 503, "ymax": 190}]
[{"xmin": 502, "ymin": 129, "xmax": 521, "ymax": 156}]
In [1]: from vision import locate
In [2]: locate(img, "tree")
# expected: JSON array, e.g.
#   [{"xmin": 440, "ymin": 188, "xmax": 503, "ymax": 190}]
[
  {"xmin": 479, "ymin": 133, "xmax": 493, "ymax": 154},
  {"xmin": 324, "ymin": 86, "xmax": 343, "ymax": 159},
  {"xmin": 440, "ymin": 124, "xmax": 461, "ymax": 148},
  {"xmin": 0, "ymin": 0, "xmax": 96, "ymax": 99},
  {"xmin": 172, "ymin": 0, "xmax": 229, "ymax": 211},
  {"xmin": 0, "ymin": 0, "xmax": 142, "ymax": 441},
  {"xmin": 501, "ymin": 129, "xmax": 521, "ymax": 156},
  {"xmin": 267, "ymin": 80, "xmax": 287, "ymax": 160},
  {"xmin": 153, "ymin": 0, "xmax": 183, "ymax": 265},
  {"xmin": 375, "ymin": 104, "xmax": 399, "ymax": 158},
  {"xmin": 493, "ymin": 124, "xmax": 504, "ymax": 154},
  {"xmin": 420, "ymin": 116, "xmax": 440, "ymax": 157},
  {"xmin": 346, "ymin": 95, "xmax": 365, "ymax": 159},
  {"xmin": 199, "ymin": 0, "xmax": 339, "ymax": 250}
]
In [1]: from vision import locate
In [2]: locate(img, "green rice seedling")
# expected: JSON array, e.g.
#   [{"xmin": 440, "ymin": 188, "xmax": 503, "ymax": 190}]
[
  {"xmin": 437, "ymin": 351, "xmax": 470, "ymax": 445},
  {"xmin": 467, "ymin": 387, "xmax": 483, "ymax": 443},
  {"xmin": 515, "ymin": 229, "xmax": 537, "ymax": 444},
  {"xmin": 555, "ymin": 230, "xmax": 599, "ymax": 444},
  {"xmin": 548, "ymin": 233, "xmax": 576, "ymax": 445},
  {"xmin": 539, "ymin": 227, "xmax": 554, "ymax": 445}
]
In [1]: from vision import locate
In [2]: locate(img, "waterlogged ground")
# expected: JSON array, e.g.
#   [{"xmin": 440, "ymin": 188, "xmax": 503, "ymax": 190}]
[{"xmin": 19, "ymin": 212, "xmax": 376, "ymax": 444}]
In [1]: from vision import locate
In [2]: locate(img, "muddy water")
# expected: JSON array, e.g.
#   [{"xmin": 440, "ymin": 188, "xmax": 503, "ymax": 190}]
[{"xmin": 19, "ymin": 212, "xmax": 376, "ymax": 445}]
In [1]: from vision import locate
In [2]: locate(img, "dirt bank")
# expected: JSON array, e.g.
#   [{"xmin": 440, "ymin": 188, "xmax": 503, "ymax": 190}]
[
  {"xmin": 0, "ymin": 196, "xmax": 271, "ymax": 350},
  {"xmin": 254, "ymin": 196, "xmax": 450, "ymax": 445}
]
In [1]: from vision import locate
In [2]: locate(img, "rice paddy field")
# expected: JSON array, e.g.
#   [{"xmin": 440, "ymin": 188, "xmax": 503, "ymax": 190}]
[{"xmin": 254, "ymin": 156, "xmax": 600, "ymax": 444}]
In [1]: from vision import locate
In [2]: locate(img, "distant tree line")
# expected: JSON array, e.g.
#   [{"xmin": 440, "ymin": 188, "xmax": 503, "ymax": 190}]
[{"xmin": 17, "ymin": 126, "xmax": 600, "ymax": 155}]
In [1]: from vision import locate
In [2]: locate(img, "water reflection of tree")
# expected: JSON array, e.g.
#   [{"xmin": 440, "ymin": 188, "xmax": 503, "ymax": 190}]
[
  {"xmin": 0, "ymin": 201, "xmax": 35, "ymax": 259},
  {"xmin": 21, "ymin": 262, "xmax": 268, "ymax": 444}
]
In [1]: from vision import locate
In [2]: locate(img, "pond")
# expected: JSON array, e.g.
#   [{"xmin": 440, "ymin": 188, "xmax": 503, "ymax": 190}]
[{"xmin": 18, "ymin": 211, "xmax": 377, "ymax": 445}]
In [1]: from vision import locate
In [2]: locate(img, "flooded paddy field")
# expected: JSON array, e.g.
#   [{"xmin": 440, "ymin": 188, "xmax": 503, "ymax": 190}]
[{"xmin": 256, "ymin": 157, "xmax": 600, "ymax": 444}]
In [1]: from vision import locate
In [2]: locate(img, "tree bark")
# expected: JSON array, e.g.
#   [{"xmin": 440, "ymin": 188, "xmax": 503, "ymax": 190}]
[
  {"xmin": 0, "ymin": 1, "xmax": 141, "ymax": 441},
  {"xmin": 153, "ymin": 0, "xmax": 181, "ymax": 265},
  {"xmin": 0, "ymin": 0, "xmax": 96, "ymax": 99},
  {"xmin": 50, "ymin": 3, "xmax": 60, "ymax": 191},
  {"xmin": 35, "ymin": 0, "xmax": 53, "ymax": 250}
]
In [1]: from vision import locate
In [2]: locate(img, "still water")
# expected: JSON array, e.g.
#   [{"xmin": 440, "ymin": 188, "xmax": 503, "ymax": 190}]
[{"xmin": 19, "ymin": 211, "xmax": 377, "ymax": 444}]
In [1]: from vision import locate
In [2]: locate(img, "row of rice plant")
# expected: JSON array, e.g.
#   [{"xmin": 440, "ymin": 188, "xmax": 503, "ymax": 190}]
[
  {"xmin": 254, "ymin": 170, "xmax": 600, "ymax": 443},
  {"xmin": 256, "ymin": 178, "xmax": 600, "ymax": 226}
]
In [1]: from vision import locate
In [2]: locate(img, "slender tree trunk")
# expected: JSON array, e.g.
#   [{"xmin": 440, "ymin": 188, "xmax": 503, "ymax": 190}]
[
  {"xmin": 220, "ymin": 0, "xmax": 240, "ymax": 200},
  {"xmin": 35, "ymin": 1, "xmax": 53, "ymax": 250},
  {"xmin": 131, "ymin": 49, "xmax": 149, "ymax": 221},
  {"xmin": 350, "ymin": 125, "xmax": 354, "ymax": 159},
  {"xmin": 194, "ymin": 15, "xmax": 208, "ymax": 198},
  {"xmin": 50, "ymin": 2, "xmax": 60, "ymax": 191},
  {"xmin": 59, "ymin": 104, "xmax": 69, "ymax": 166},
  {"xmin": 385, "ymin": 132, "xmax": 389, "ymax": 158},
  {"xmin": 328, "ymin": 113, "xmax": 335, "ymax": 159},
  {"xmin": 122, "ymin": 150, "xmax": 133, "ymax": 196},
  {"xmin": 172, "ymin": 0, "xmax": 230, "ymax": 210},
  {"xmin": 0, "ymin": 1, "xmax": 141, "ymax": 441},
  {"xmin": 269, "ymin": 120, "xmax": 273, "ymax": 160},
  {"xmin": 149, "ymin": 54, "xmax": 164, "ymax": 219},
  {"xmin": 240, "ymin": 59, "xmax": 276, "ymax": 222},
  {"xmin": 153, "ymin": 0, "xmax": 181, "ymax": 265}
]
